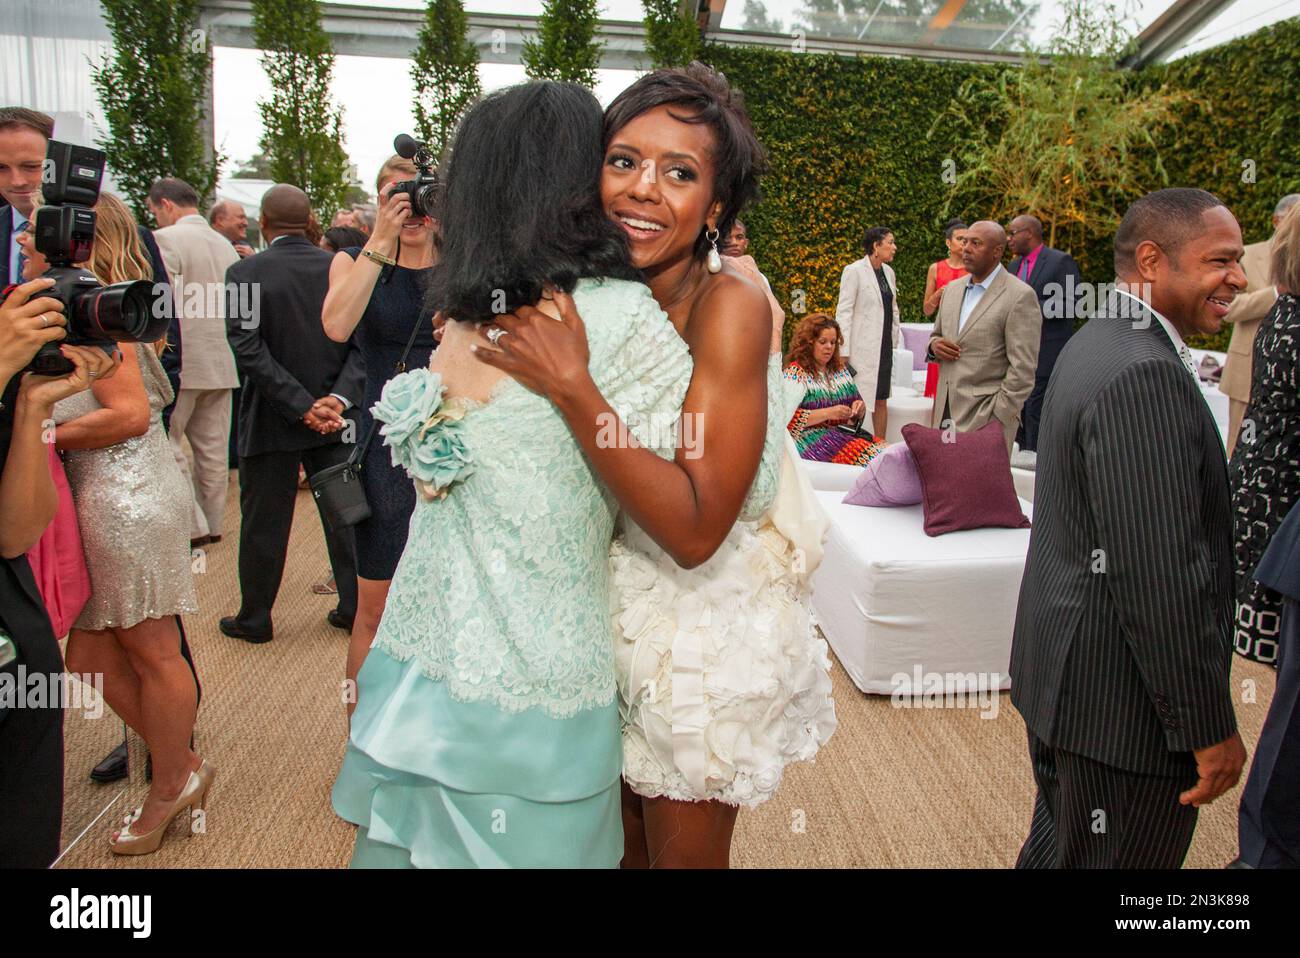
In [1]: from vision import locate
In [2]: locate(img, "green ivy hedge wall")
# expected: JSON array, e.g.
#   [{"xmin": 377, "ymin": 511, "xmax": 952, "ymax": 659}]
[{"xmin": 702, "ymin": 17, "xmax": 1300, "ymax": 351}]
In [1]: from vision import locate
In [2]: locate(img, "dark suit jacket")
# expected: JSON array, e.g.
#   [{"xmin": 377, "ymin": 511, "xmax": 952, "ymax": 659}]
[
  {"xmin": 225, "ymin": 235, "xmax": 364, "ymax": 458},
  {"xmin": 1256, "ymin": 501, "xmax": 1300, "ymax": 602},
  {"xmin": 0, "ymin": 202, "xmax": 15, "ymax": 289},
  {"xmin": 138, "ymin": 225, "xmax": 184, "ymax": 397},
  {"xmin": 1008, "ymin": 245, "xmax": 1083, "ymax": 380},
  {"xmin": 1010, "ymin": 293, "xmax": 1237, "ymax": 776}
]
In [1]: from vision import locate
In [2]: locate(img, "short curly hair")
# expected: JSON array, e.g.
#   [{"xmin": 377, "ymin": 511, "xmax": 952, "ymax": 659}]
[
  {"xmin": 603, "ymin": 61, "xmax": 768, "ymax": 262},
  {"xmin": 786, "ymin": 313, "xmax": 844, "ymax": 374}
]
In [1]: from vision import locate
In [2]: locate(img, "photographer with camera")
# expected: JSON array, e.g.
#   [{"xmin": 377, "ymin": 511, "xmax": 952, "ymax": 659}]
[
  {"xmin": 17, "ymin": 189, "xmax": 214, "ymax": 855},
  {"xmin": 322, "ymin": 147, "xmax": 438, "ymax": 715},
  {"xmin": 0, "ymin": 275, "xmax": 120, "ymax": 867}
]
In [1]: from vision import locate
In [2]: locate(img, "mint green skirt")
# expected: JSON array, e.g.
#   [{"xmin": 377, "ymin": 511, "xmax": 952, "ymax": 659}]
[{"xmin": 331, "ymin": 648, "xmax": 622, "ymax": 868}]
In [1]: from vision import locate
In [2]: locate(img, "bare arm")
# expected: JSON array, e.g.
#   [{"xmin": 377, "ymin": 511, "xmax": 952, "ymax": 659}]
[
  {"xmin": 922, "ymin": 263, "xmax": 940, "ymax": 316},
  {"xmin": 322, "ymin": 186, "xmax": 415, "ymax": 342},
  {"xmin": 0, "ymin": 391, "xmax": 57, "ymax": 558},
  {"xmin": 474, "ymin": 276, "xmax": 771, "ymax": 569},
  {"xmin": 0, "ymin": 346, "xmax": 120, "ymax": 556},
  {"xmin": 54, "ymin": 345, "xmax": 150, "ymax": 450},
  {"xmin": 321, "ymin": 249, "xmax": 383, "ymax": 342}
]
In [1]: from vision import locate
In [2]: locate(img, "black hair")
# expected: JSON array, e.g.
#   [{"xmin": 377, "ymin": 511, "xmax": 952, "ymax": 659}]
[
  {"xmin": 603, "ymin": 61, "xmax": 768, "ymax": 262},
  {"xmin": 323, "ymin": 226, "xmax": 368, "ymax": 253},
  {"xmin": 943, "ymin": 218, "xmax": 968, "ymax": 241},
  {"xmin": 863, "ymin": 225, "xmax": 894, "ymax": 257},
  {"xmin": 429, "ymin": 81, "xmax": 640, "ymax": 324},
  {"xmin": 1114, "ymin": 188, "xmax": 1225, "ymax": 275}
]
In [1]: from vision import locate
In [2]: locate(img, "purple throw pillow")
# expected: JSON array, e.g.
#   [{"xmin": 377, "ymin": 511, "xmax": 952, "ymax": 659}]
[
  {"xmin": 901, "ymin": 420, "xmax": 1031, "ymax": 536},
  {"xmin": 842, "ymin": 443, "xmax": 923, "ymax": 507},
  {"xmin": 899, "ymin": 326, "xmax": 932, "ymax": 370}
]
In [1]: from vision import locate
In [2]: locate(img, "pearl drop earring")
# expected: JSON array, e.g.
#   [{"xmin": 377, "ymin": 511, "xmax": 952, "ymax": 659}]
[{"xmin": 705, "ymin": 227, "xmax": 722, "ymax": 274}]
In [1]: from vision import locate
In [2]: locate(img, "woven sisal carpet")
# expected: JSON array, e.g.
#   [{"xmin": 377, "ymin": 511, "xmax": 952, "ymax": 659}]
[{"xmin": 54, "ymin": 474, "xmax": 1277, "ymax": 868}]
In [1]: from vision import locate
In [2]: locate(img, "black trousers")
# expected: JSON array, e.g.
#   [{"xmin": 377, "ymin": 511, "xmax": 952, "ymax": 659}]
[
  {"xmin": 1017, "ymin": 372, "xmax": 1050, "ymax": 452},
  {"xmin": 234, "ymin": 442, "xmax": 358, "ymax": 634},
  {"xmin": 1016, "ymin": 730, "xmax": 1199, "ymax": 868},
  {"xmin": 0, "ymin": 625, "xmax": 64, "ymax": 868},
  {"xmin": 1238, "ymin": 596, "xmax": 1300, "ymax": 867}
]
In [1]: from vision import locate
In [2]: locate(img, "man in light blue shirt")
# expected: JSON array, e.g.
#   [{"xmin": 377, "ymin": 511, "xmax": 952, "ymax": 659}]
[
  {"xmin": 7, "ymin": 206, "xmax": 27, "ymax": 283},
  {"xmin": 0, "ymin": 107, "xmax": 53, "ymax": 288},
  {"xmin": 927, "ymin": 220, "xmax": 1042, "ymax": 451},
  {"xmin": 958, "ymin": 260, "xmax": 1003, "ymax": 332}
]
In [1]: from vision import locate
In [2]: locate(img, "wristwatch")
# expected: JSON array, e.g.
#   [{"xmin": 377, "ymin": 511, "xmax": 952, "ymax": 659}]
[{"xmin": 361, "ymin": 248, "xmax": 396, "ymax": 267}]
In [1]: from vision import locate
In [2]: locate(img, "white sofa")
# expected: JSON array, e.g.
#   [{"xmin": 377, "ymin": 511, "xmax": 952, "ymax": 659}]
[{"xmin": 809, "ymin": 490, "xmax": 1032, "ymax": 695}]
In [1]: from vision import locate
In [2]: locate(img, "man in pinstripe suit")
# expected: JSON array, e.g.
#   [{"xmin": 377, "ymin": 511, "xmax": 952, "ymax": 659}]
[{"xmin": 1010, "ymin": 189, "xmax": 1249, "ymax": 868}]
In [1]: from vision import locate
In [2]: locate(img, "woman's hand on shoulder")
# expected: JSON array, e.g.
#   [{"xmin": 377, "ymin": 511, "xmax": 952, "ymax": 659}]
[{"xmin": 470, "ymin": 288, "xmax": 594, "ymax": 405}]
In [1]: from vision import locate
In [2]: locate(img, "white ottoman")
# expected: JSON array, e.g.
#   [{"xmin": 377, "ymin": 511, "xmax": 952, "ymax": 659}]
[
  {"xmin": 811, "ymin": 491, "xmax": 1033, "ymax": 695},
  {"xmin": 798, "ymin": 459, "xmax": 861, "ymax": 493},
  {"xmin": 885, "ymin": 388, "xmax": 933, "ymax": 445},
  {"xmin": 892, "ymin": 348, "xmax": 915, "ymax": 390},
  {"xmin": 1011, "ymin": 467, "xmax": 1036, "ymax": 504}
]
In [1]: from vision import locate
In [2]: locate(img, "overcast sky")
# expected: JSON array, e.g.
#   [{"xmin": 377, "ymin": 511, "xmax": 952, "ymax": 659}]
[{"xmin": 210, "ymin": 0, "xmax": 1298, "ymax": 196}]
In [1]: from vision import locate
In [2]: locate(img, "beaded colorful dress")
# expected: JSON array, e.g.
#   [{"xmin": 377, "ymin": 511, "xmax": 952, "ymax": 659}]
[
  {"xmin": 783, "ymin": 361, "xmax": 886, "ymax": 466},
  {"xmin": 330, "ymin": 278, "xmax": 692, "ymax": 868}
]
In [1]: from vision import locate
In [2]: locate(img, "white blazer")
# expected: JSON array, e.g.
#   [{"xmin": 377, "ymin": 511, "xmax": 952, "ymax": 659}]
[
  {"xmin": 835, "ymin": 257, "xmax": 900, "ymax": 403},
  {"xmin": 153, "ymin": 214, "xmax": 241, "ymax": 390}
]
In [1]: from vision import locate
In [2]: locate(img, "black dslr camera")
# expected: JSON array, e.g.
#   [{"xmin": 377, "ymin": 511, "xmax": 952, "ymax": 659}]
[
  {"xmin": 389, "ymin": 134, "xmax": 441, "ymax": 219},
  {"xmin": 26, "ymin": 140, "xmax": 169, "ymax": 376}
]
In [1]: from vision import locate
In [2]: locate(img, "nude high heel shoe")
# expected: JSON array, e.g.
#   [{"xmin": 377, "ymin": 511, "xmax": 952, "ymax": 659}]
[{"xmin": 110, "ymin": 761, "xmax": 216, "ymax": 856}]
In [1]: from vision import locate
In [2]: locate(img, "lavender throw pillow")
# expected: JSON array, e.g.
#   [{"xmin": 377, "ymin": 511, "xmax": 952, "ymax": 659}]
[
  {"xmin": 901, "ymin": 420, "xmax": 1031, "ymax": 536},
  {"xmin": 899, "ymin": 326, "xmax": 932, "ymax": 370},
  {"xmin": 842, "ymin": 443, "xmax": 923, "ymax": 507}
]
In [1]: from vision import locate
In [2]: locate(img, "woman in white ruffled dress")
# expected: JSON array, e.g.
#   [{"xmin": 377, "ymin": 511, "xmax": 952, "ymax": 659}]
[{"xmin": 475, "ymin": 63, "xmax": 836, "ymax": 867}]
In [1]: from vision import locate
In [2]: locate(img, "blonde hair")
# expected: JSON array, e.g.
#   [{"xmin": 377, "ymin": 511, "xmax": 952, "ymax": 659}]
[
  {"xmin": 1270, "ymin": 203, "xmax": 1300, "ymax": 296},
  {"xmin": 376, "ymin": 154, "xmax": 418, "ymax": 194},
  {"xmin": 89, "ymin": 193, "xmax": 153, "ymax": 284},
  {"xmin": 90, "ymin": 193, "xmax": 166, "ymax": 356}
]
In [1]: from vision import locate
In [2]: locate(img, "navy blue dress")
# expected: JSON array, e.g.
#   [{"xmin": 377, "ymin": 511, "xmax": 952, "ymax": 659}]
[{"xmin": 343, "ymin": 248, "xmax": 437, "ymax": 580}]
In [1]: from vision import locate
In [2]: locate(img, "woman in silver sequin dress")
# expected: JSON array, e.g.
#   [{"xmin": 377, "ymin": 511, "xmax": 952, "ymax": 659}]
[{"xmin": 17, "ymin": 194, "xmax": 214, "ymax": 855}]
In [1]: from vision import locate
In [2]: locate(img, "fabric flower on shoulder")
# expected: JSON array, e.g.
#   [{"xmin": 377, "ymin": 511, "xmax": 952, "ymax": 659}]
[
  {"xmin": 373, "ymin": 369, "xmax": 445, "ymax": 454},
  {"xmin": 372, "ymin": 369, "xmax": 474, "ymax": 500}
]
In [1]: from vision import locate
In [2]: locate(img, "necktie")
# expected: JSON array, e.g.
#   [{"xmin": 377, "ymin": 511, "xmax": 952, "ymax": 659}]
[
  {"xmin": 1018, "ymin": 258, "xmax": 1029, "ymax": 280},
  {"xmin": 1177, "ymin": 343, "xmax": 1199, "ymax": 380}
]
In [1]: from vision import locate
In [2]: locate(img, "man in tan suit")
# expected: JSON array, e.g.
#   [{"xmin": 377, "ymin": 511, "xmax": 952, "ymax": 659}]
[
  {"xmin": 1220, "ymin": 193, "xmax": 1298, "ymax": 455},
  {"xmin": 928, "ymin": 220, "xmax": 1041, "ymax": 452},
  {"xmin": 150, "ymin": 177, "xmax": 241, "ymax": 546}
]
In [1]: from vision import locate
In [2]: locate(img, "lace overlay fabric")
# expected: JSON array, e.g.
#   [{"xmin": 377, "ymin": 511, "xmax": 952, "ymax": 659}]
[
  {"xmin": 737, "ymin": 353, "xmax": 786, "ymax": 521},
  {"xmin": 370, "ymin": 278, "xmax": 692, "ymax": 718}
]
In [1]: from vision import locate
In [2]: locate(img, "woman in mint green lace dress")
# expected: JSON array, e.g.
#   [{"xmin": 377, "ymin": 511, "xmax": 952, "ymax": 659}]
[
  {"xmin": 473, "ymin": 65, "xmax": 836, "ymax": 869},
  {"xmin": 330, "ymin": 83, "xmax": 692, "ymax": 868}
]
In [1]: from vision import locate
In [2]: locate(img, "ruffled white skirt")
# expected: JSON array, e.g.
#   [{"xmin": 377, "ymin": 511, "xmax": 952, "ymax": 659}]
[{"xmin": 610, "ymin": 517, "xmax": 837, "ymax": 807}]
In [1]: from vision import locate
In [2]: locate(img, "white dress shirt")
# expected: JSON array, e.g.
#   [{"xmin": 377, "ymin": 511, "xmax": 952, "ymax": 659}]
[
  {"xmin": 1114, "ymin": 289, "xmax": 1200, "ymax": 379},
  {"xmin": 958, "ymin": 263, "xmax": 1003, "ymax": 332}
]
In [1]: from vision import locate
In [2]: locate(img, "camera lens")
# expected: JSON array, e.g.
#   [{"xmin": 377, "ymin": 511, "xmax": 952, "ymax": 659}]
[
  {"xmin": 73, "ymin": 280, "xmax": 170, "ymax": 344},
  {"xmin": 413, "ymin": 184, "xmax": 441, "ymax": 220}
]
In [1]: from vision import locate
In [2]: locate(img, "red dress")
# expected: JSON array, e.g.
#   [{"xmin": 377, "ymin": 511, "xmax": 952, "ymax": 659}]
[{"xmin": 925, "ymin": 260, "xmax": 968, "ymax": 398}]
